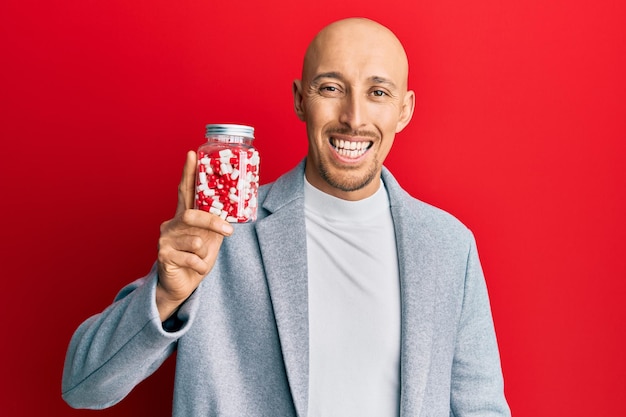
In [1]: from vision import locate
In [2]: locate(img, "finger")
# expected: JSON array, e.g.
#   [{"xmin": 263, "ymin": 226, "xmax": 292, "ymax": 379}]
[
  {"xmin": 176, "ymin": 150, "xmax": 197, "ymax": 215},
  {"xmin": 178, "ymin": 209, "xmax": 234, "ymax": 236},
  {"xmin": 165, "ymin": 232, "xmax": 217, "ymax": 259},
  {"xmin": 160, "ymin": 248, "xmax": 212, "ymax": 278}
]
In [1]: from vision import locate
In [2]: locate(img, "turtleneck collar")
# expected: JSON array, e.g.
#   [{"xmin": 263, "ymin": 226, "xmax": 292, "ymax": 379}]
[{"xmin": 303, "ymin": 175, "xmax": 390, "ymax": 223}]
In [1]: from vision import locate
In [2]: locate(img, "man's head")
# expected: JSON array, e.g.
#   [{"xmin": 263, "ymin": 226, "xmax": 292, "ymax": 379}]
[{"xmin": 293, "ymin": 17, "xmax": 415, "ymax": 201}]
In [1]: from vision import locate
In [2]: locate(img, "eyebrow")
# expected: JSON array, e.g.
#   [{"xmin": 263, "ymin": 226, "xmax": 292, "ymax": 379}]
[
  {"xmin": 369, "ymin": 76, "xmax": 398, "ymax": 90},
  {"xmin": 311, "ymin": 72, "xmax": 343, "ymax": 85},
  {"xmin": 310, "ymin": 72, "xmax": 398, "ymax": 90}
]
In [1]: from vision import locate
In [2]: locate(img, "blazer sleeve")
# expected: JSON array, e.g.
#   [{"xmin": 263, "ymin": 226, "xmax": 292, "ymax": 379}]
[
  {"xmin": 450, "ymin": 238, "xmax": 511, "ymax": 417},
  {"xmin": 61, "ymin": 264, "xmax": 199, "ymax": 409}
]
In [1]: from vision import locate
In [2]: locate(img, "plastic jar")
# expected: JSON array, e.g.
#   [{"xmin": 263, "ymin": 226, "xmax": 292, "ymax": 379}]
[{"xmin": 194, "ymin": 124, "xmax": 260, "ymax": 223}]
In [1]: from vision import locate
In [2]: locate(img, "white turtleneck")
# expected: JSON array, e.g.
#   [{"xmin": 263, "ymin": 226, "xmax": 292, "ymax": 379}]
[{"xmin": 304, "ymin": 176, "xmax": 401, "ymax": 417}]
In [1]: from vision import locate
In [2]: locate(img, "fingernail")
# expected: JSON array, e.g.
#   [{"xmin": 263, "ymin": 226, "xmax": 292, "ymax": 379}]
[{"xmin": 222, "ymin": 223, "xmax": 234, "ymax": 235}]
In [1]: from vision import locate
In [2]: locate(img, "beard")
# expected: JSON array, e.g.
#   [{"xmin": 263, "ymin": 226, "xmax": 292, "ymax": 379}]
[{"xmin": 317, "ymin": 154, "xmax": 380, "ymax": 192}]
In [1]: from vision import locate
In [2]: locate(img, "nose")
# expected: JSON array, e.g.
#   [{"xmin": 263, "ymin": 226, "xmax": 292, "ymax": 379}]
[{"xmin": 338, "ymin": 92, "xmax": 367, "ymax": 130}]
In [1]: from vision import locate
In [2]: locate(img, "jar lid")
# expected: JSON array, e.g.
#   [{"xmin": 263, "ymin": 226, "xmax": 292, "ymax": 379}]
[{"xmin": 206, "ymin": 124, "xmax": 254, "ymax": 138}]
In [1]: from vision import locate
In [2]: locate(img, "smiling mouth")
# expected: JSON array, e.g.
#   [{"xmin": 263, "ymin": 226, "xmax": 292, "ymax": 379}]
[{"xmin": 330, "ymin": 137, "xmax": 373, "ymax": 158}]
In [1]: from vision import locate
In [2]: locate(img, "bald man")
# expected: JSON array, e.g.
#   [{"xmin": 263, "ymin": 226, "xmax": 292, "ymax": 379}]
[{"xmin": 63, "ymin": 18, "xmax": 510, "ymax": 417}]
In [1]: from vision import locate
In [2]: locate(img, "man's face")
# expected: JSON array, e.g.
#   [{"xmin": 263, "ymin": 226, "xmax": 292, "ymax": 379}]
[{"xmin": 293, "ymin": 19, "xmax": 415, "ymax": 201}]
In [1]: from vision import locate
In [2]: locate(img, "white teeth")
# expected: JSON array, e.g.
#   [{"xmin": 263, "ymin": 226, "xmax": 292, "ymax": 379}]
[{"xmin": 331, "ymin": 138, "xmax": 370, "ymax": 157}]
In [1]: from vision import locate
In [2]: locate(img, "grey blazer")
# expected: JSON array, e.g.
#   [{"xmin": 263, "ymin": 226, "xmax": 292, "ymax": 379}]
[{"xmin": 63, "ymin": 160, "xmax": 510, "ymax": 417}]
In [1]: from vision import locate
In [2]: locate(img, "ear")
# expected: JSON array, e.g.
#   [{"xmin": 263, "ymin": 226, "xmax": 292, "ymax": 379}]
[
  {"xmin": 292, "ymin": 79, "xmax": 306, "ymax": 121},
  {"xmin": 395, "ymin": 89, "xmax": 415, "ymax": 133}
]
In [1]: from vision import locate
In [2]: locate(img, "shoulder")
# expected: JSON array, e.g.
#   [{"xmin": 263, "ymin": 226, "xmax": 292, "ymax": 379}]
[
  {"xmin": 256, "ymin": 160, "xmax": 306, "ymax": 219},
  {"xmin": 382, "ymin": 167, "xmax": 475, "ymax": 247}
]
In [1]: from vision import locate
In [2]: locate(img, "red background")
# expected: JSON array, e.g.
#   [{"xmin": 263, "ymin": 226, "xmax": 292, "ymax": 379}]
[{"xmin": 2, "ymin": 1, "xmax": 625, "ymax": 416}]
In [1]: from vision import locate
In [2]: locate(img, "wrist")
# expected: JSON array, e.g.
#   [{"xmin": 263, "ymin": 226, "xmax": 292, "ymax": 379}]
[{"xmin": 155, "ymin": 281, "xmax": 186, "ymax": 322}]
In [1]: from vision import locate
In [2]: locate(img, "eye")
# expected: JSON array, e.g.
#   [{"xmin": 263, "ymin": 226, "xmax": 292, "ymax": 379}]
[
  {"xmin": 371, "ymin": 89, "xmax": 387, "ymax": 97},
  {"xmin": 318, "ymin": 84, "xmax": 343, "ymax": 97}
]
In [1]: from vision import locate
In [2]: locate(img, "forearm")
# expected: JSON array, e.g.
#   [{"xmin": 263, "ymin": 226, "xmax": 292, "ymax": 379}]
[{"xmin": 61, "ymin": 270, "xmax": 191, "ymax": 409}]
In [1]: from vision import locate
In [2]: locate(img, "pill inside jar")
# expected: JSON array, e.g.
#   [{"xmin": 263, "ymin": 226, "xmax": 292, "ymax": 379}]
[{"xmin": 194, "ymin": 124, "xmax": 259, "ymax": 223}]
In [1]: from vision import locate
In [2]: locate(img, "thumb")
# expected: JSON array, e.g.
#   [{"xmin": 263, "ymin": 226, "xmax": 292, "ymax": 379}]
[{"xmin": 176, "ymin": 150, "xmax": 197, "ymax": 215}]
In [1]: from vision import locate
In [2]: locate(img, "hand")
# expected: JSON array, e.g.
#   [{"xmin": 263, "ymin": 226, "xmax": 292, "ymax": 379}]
[{"xmin": 155, "ymin": 150, "xmax": 234, "ymax": 321}]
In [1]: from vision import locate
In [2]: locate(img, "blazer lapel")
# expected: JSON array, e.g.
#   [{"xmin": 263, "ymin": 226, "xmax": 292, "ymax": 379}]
[
  {"xmin": 385, "ymin": 171, "xmax": 437, "ymax": 417},
  {"xmin": 255, "ymin": 163, "xmax": 309, "ymax": 417}
]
